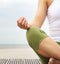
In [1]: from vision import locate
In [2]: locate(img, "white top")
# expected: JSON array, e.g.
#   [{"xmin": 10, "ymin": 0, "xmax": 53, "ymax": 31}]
[{"xmin": 47, "ymin": 0, "xmax": 60, "ymax": 42}]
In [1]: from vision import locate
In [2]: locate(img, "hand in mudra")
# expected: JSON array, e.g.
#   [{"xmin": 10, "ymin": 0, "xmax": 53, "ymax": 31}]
[
  {"xmin": 17, "ymin": 16, "xmax": 30, "ymax": 30},
  {"xmin": 48, "ymin": 58, "xmax": 60, "ymax": 64}
]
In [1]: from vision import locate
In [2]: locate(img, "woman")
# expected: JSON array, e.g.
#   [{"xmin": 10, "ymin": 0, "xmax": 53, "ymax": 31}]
[{"xmin": 17, "ymin": 0, "xmax": 60, "ymax": 64}]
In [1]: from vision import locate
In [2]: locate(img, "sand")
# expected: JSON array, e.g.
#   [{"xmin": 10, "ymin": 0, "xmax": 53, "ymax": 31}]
[{"xmin": 0, "ymin": 45, "xmax": 39, "ymax": 59}]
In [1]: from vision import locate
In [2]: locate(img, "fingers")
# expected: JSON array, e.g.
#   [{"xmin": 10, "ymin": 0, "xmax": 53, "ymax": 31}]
[
  {"xmin": 48, "ymin": 58, "xmax": 56, "ymax": 64},
  {"xmin": 17, "ymin": 16, "xmax": 30, "ymax": 29},
  {"xmin": 22, "ymin": 18, "xmax": 26, "ymax": 25},
  {"xmin": 48, "ymin": 58, "xmax": 53, "ymax": 64},
  {"xmin": 17, "ymin": 16, "xmax": 24, "ymax": 27}
]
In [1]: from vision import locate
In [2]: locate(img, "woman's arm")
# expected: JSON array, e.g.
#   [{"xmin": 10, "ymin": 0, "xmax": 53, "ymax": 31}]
[
  {"xmin": 31, "ymin": 0, "xmax": 60, "ymax": 60},
  {"xmin": 17, "ymin": 0, "xmax": 47, "ymax": 29},
  {"xmin": 17, "ymin": 0, "xmax": 60, "ymax": 60},
  {"xmin": 30, "ymin": 0, "xmax": 47, "ymax": 28}
]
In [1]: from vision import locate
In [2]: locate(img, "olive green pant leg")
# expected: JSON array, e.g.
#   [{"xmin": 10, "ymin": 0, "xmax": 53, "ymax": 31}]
[{"xmin": 26, "ymin": 26, "xmax": 49, "ymax": 64}]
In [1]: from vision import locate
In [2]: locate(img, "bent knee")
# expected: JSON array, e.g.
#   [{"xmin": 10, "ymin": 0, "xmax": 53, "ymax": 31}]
[{"xmin": 26, "ymin": 26, "xmax": 48, "ymax": 51}]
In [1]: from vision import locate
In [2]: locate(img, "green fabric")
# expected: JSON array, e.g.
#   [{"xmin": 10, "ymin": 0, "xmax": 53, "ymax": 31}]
[
  {"xmin": 26, "ymin": 26, "xmax": 49, "ymax": 64},
  {"xmin": 26, "ymin": 26, "xmax": 60, "ymax": 64},
  {"xmin": 26, "ymin": 26, "xmax": 48, "ymax": 52}
]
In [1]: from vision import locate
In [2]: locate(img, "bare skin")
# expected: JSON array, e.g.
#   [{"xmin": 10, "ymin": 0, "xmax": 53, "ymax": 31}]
[
  {"xmin": 48, "ymin": 58, "xmax": 60, "ymax": 64},
  {"xmin": 17, "ymin": 0, "xmax": 60, "ymax": 64}
]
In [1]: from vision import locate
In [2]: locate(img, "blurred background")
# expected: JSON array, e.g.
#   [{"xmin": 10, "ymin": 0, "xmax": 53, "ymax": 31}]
[
  {"xmin": 0, "ymin": 0, "xmax": 50, "ymax": 60},
  {"xmin": 0, "ymin": 0, "xmax": 49, "ymax": 46}
]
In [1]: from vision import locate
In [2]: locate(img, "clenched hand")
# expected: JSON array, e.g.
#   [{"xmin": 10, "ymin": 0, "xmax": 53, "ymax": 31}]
[{"xmin": 17, "ymin": 16, "xmax": 30, "ymax": 30}]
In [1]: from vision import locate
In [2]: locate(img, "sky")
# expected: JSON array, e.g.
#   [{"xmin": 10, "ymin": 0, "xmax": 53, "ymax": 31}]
[{"xmin": 0, "ymin": 0, "xmax": 49, "ymax": 45}]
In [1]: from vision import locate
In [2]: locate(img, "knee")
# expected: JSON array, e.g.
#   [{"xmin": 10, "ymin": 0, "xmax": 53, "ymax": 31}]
[
  {"xmin": 26, "ymin": 26, "xmax": 41, "ymax": 44},
  {"xmin": 26, "ymin": 26, "xmax": 48, "ymax": 51}
]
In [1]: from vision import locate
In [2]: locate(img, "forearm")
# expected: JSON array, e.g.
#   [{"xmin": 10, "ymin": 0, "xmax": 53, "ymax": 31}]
[
  {"xmin": 29, "ymin": 18, "xmax": 44, "ymax": 28},
  {"xmin": 29, "ymin": 21, "xmax": 40, "ymax": 28},
  {"xmin": 29, "ymin": 13, "xmax": 45, "ymax": 28}
]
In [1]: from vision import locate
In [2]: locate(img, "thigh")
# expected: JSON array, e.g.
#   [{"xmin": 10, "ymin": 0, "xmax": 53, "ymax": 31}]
[
  {"xmin": 57, "ymin": 42, "xmax": 60, "ymax": 45},
  {"xmin": 26, "ymin": 26, "xmax": 48, "ymax": 52},
  {"xmin": 38, "ymin": 36, "xmax": 60, "ymax": 60},
  {"xmin": 26, "ymin": 26, "xmax": 49, "ymax": 64},
  {"xmin": 26, "ymin": 26, "xmax": 60, "ymax": 64},
  {"xmin": 37, "ymin": 53, "xmax": 49, "ymax": 64}
]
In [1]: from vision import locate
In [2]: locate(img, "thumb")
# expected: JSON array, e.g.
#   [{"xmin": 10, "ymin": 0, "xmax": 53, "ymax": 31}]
[{"xmin": 27, "ymin": 24, "xmax": 30, "ymax": 30}]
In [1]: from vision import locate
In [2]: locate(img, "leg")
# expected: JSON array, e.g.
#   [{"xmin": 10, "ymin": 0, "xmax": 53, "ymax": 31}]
[
  {"xmin": 38, "ymin": 37, "xmax": 60, "ymax": 59},
  {"xmin": 26, "ymin": 26, "xmax": 49, "ymax": 64},
  {"xmin": 48, "ymin": 42, "xmax": 60, "ymax": 64},
  {"xmin": 26, "ymin": 26, "xmax": 60, "ymax": 64}
]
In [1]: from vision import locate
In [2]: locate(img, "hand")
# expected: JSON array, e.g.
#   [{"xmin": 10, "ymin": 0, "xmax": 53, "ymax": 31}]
[
  {"xmin": 48, "ymin": 58, "xmax": 55, "ymax": 64},
  {"xmin": 17, "ymin": 16, "xmax": 30, "ymax": 30},
  {"xmin": 48, "ymin": 58, "xmax": 60, "ymax": 64}
]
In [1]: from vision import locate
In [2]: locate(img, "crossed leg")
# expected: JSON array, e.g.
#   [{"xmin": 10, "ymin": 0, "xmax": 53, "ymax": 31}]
[
  {"xmin": 26, "ymin": 26, "xmax": 60, "ymax": 64},
  {"xmin": 38, "ymin": 37, "xmax": 60, "ymax": 60}
]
